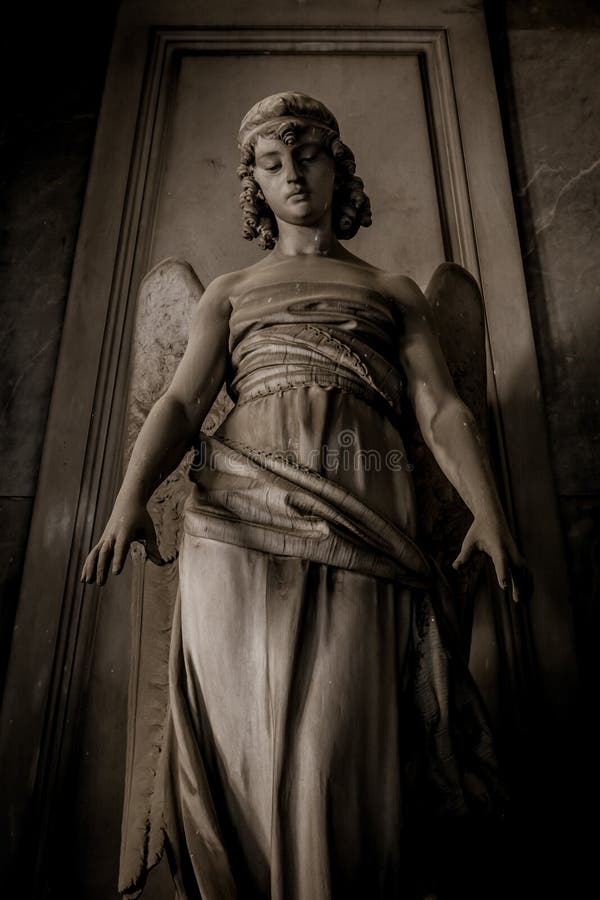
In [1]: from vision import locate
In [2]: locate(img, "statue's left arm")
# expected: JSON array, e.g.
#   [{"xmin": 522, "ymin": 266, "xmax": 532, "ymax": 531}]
[{"xmin": 389, "ymin": 274, "xmax": 529, "ymax": 602}]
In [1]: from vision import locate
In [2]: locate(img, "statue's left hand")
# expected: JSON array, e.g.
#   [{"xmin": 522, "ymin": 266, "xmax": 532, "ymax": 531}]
[{"xmin": 452, "ymin": 517, "xmax": 533, "ymax": 604}]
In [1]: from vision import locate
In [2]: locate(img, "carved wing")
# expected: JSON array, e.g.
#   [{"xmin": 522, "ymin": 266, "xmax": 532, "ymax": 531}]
[
  {"xmin": 119, "ymin": 258, "xmax": 232, "ymax": 897},
  {"xmin": 402, "ymin": 262, "xmax": 490, "ymax": 654}
]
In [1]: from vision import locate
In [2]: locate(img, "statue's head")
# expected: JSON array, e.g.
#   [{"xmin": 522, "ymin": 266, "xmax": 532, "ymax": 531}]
[{"xmin": 237, "ymin": 92, "xmax": 372, "ymax": 250}]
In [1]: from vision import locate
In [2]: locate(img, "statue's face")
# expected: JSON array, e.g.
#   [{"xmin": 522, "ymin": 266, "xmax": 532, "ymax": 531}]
[{"xmin": 252, "ymin": 129, "xmax": 336, "ymax": 230}]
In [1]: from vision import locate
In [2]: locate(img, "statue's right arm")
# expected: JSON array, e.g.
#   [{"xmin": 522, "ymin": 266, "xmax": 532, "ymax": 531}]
[{"xmin": 80, "ymin": 272, "xmax": 233, "ymax": 586}]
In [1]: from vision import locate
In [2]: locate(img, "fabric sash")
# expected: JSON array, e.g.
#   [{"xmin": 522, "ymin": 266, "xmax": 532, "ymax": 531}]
[
  {"xmin": 229, "ymin": 322, "xmax": 405, "ymax": 422},
  {"xmin": 185, "ymin": 319, "xmax": 428, "ymax": 589},
  {"xmin": 185, "ymin": 434, "xmax": 432, "ymax": 589}
]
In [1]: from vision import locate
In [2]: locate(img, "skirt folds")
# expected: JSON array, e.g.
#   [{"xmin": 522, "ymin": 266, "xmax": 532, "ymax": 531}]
[{"xmin": 165, "ymin": 535, "xmax": 417, "ymax": 900}]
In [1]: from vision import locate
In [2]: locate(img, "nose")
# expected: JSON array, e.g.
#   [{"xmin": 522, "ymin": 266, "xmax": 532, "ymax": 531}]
[{"xmin": 283, "ymin": 156, "xmax": 303, "ymax": 183}]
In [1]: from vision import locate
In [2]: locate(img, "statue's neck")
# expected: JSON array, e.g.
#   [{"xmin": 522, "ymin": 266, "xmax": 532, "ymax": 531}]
[{"xmin": 273, "ymin": 221, "xmax": 343, "ymax": 259}]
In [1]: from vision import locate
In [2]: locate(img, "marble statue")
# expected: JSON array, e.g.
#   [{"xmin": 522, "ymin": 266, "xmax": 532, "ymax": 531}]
[{"xmin": 81, "ymin": 92, "xmax": 530, "ymax": 899}]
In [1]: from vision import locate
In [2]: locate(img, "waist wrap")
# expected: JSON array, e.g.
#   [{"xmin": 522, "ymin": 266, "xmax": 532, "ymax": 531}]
[{"xmin": 229, "ymin": 323, "xmax": 405, "ymax": 421}]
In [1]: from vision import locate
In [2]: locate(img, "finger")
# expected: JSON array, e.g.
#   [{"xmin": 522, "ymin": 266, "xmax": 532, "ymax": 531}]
[
  {"xmin": 112, "ymin": 537, "xmax": 129, "ymax": 575},
  {"xmin": 506, "ymin": 540, "xmax": 530, "ymax": 582},
  {"xmin": 96, "ymin": 538, "xmax": 115, "ymax": 586},
  {"xmin": 491, "ymin": 551, "xmax": 509, "ymax": 591},
  {"xmin": 81, "ymin": 544, "xmax": 101, "ymax": 583},
  {"xmin": 452, "ymin": 538, "xmax": 475, "ymax": 570},
  {"xmin": 509, "ymin": 571, "xmax": 520, "ymax": 604},
  {"xmin": 513, "ymin": 562, "xmax": 533, "ymax": 604}
]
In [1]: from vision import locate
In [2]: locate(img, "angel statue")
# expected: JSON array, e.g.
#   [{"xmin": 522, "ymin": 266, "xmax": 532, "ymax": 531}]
[{"xmin": 81, "ymin": 92, "xmax": 529, "ymax": 900}]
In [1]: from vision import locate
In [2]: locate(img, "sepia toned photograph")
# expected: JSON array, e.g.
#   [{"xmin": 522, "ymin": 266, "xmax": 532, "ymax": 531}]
[{"xmin": 1, "ymin": 2, "xmax": 597, "ymax": 898}]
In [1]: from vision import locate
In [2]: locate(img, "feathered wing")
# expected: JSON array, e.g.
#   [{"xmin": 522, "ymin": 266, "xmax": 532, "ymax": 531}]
[
  {"xmin": 402, "ymin": 262, "xmax": 490, "ymax": 654},
  {"xmin": 119, "ymin": 258, "xmax": 232, "ymax": 897}
]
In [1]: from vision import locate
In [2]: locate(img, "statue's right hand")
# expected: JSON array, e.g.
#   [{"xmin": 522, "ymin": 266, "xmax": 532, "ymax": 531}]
[{"xmin": 80, "ymin": 502, "xmax": 166, "ymax": 586}]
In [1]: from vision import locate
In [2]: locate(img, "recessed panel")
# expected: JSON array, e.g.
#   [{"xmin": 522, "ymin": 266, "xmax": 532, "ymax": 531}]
[{"xmin": 151, "ymin": 52, "xmax": 444, "ymax": 288}]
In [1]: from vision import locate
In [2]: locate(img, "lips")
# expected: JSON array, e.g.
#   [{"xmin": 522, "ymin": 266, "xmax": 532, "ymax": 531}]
[{"xmin": 287, "ymin": 189, "xmax": 309, "ymax": 200}]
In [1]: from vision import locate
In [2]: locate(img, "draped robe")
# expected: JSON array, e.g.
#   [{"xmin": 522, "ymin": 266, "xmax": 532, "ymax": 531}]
[{"xmin": 120, "ymin": 277, "xmax": 506, "ymax": 900}]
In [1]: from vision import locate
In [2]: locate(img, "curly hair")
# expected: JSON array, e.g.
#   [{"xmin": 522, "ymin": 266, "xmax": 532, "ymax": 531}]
[{"xmin": 237, "ymin": 92, "xmax": 372, "ymax": 250}]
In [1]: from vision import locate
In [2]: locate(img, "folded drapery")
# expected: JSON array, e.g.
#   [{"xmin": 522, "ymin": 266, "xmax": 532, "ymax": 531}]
[
  {"xmin": 185, "ymin": 431, "xmax": 431, "ymax": 588},
  {"xmin": 119, "ymin": 278, "xmax": 506, "ymax": 899}
]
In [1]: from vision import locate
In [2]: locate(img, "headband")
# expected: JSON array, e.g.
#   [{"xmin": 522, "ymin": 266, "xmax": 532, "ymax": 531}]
[{"xmin": 238, "ymin": 115, "xmax": 340, "ymax": 148}]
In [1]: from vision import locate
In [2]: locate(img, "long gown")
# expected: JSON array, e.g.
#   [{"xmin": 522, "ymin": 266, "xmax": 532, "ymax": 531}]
[{"xmin": 161, "ymin": 280, "xmax": 505, "ymax": 900}]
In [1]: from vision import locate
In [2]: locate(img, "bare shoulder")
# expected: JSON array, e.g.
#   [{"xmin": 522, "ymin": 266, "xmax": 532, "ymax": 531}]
[
  {"xmin": 376, "ymin": 271, "xmax": 434, "ymax": 326},
  {"xmin": 199, "ymin": 270, "xmax": 240, "ymax": 317},
  {"xmin": 377, "ymin": 271, "xmax": 426, "ymax": 305}
]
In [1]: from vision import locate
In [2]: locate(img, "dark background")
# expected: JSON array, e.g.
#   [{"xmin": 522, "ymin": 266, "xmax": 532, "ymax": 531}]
[{"xmin": 1, "ymin": 0, "xmax": 598, "ymax": 894}]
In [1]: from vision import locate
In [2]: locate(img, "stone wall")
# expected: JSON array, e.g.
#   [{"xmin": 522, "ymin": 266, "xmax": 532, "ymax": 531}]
[
  {"xmin": 486, "ymin": 0, "xmax": 600, "ymax": 689},
  {"xmin": 0, "ymin": 1, "xmax": 120, "ymax": 697}
]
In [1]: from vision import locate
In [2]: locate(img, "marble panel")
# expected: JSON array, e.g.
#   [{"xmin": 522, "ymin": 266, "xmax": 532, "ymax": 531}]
[
  {"xmin": 503, "ymin": 25, "xmax": 600, "ymax": 496},
  {"xmin": 0, "ymin": 2, "xmax": 120, "ymax": 497},
  {"xmin": 0, "ymin": 124, "xmax": 94, "ymax": 496},
  {"xmin": 505, "ymin": 0, "xmax": 600, "ymax": 29}
]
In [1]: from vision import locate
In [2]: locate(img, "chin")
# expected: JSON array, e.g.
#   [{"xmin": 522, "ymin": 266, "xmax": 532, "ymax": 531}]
[
  {"xmin": 282, "ymin": 213, "xmax": 320, "ymax": 227},
  {"xmin": 288, "ymin": 205, "xmax": 328, "ymax": 223},
  {"xmin": 286, "ymin": 200, "xmax": 312, "ymax": 213}
]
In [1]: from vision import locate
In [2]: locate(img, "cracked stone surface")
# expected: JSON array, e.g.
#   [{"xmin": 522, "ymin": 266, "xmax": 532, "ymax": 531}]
[
  {"xmin": 0, "ymin": 3, "xmax": 119, "ymax": 497},
  {"xmin": 506, "ymin": 26, "xmax": 600, "ymax": 497},
  {"xmin": 494, "ymin": 14, "xmax": 600, "ymax": 677}
]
